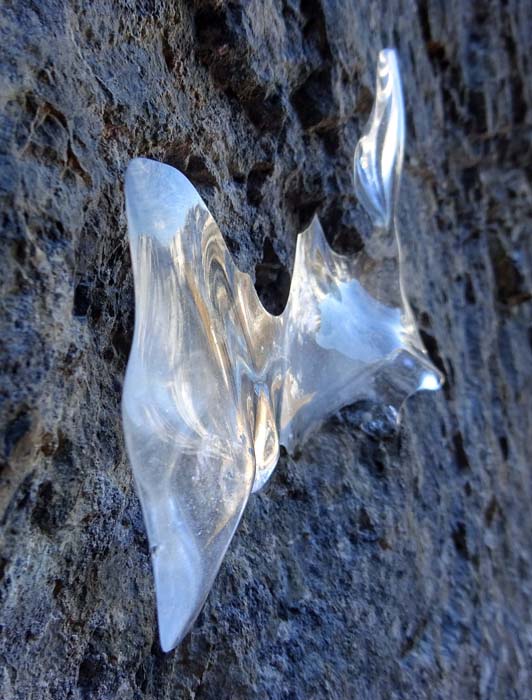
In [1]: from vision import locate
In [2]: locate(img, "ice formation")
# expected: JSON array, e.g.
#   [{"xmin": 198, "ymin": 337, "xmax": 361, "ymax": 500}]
[{"xmin": 122, "ymin": 49, "xmax": 442, "ymax": 651}]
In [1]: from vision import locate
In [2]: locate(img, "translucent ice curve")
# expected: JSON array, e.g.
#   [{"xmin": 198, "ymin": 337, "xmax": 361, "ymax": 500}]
[{"xmin": 122, "ymin": 48, "xmax": 442, "ymax": 652}]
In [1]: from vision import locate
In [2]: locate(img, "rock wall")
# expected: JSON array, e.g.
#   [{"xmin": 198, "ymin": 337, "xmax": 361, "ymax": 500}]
[{"xmin": 1, "ymin": 1, "xmax": 531, "ymax": 698}]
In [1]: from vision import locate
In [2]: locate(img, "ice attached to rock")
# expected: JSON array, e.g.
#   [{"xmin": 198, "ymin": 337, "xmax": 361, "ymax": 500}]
[{"xmin": 122, "ymin": 49, "xmax": 442, "ymax": 652}]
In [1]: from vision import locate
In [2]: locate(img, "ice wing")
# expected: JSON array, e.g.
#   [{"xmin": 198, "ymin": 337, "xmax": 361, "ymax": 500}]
[{"xmin": 123, "ymin": 159, "xmax": 257, "ymax": 651}]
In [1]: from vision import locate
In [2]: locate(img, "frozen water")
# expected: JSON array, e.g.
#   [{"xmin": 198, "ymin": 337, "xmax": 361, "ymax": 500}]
[{"xmin": 122, "ymin": 49, "xmax": 442, "ymax": 651}]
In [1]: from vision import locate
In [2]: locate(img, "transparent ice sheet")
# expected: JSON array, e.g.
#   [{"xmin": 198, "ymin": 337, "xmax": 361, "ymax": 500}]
[{"xmin": 122, "ymin": 49, "xmax": 442, "ymax": 651}]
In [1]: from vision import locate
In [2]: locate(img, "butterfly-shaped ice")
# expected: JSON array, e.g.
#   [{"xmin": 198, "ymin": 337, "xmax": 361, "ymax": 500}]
[{"xmin": 122, "ymin": 49, "xmax": 442, "ymax": 652}]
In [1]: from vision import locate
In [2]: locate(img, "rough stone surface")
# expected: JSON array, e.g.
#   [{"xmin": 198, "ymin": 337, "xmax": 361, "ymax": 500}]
[{"xmin": 1, "ymin": 1, "xmax": 531, "ymax": 698}]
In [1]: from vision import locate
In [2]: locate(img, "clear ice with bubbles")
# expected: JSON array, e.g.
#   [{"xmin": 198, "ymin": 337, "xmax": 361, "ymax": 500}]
[{"xmin": 122, "ymin": 49, "xmax": 442, "ymax": 652}]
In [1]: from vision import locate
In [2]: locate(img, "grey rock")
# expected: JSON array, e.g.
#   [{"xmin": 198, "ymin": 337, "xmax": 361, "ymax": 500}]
[{"xmin": 1, "ymin": 1, "xmax": 531, "ymax": 698}]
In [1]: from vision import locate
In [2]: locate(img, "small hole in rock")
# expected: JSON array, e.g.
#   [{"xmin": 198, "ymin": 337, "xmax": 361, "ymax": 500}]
[
  {"xmin": 73, "ymin": 282, "xmax": 91, "ymax": 317},
  {"xmin": 452, "ymin": 522, "xmax": 469, "ymax": 559},
  {"xmin": 452, "ymin": 431, "xmax": 470, "ymax": 471},
  {"xmin": 499, "ymin": 435, "xmax": 509, "ymax": 460}
]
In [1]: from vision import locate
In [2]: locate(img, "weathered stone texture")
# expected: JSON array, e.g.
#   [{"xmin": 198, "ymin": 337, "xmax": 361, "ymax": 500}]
[{"xmin": 1, "ymin": 1, "xmax": 531, "ymax": 698}]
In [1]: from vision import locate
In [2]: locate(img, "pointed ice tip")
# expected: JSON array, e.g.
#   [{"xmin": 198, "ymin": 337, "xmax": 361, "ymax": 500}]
[
  {"xmin": 418, "ymin": 370, "xmax": 443, "ymax": 392},
  {"xmin": 150, "ymin": 535, "xmax": 203, "ymax": 652},
  {"xmin": 379, "ymin": 47, "xmax": 399, "ymax": 68},
  {"xmin": 155, "ymin": 569, "xmax": 194, "ymax": 653},
  {"xmin": 158, "ymin": 613, "xmax": 182, "ymax": 653},
  {"xmin": 158, "ymin": 620, "xmax": 177, "ymax": 654}
]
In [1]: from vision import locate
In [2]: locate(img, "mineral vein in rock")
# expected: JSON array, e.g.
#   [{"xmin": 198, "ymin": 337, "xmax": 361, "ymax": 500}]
[{"xmin": 122, "ymin": 49, "xmax": 441, "ymax": 652}]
